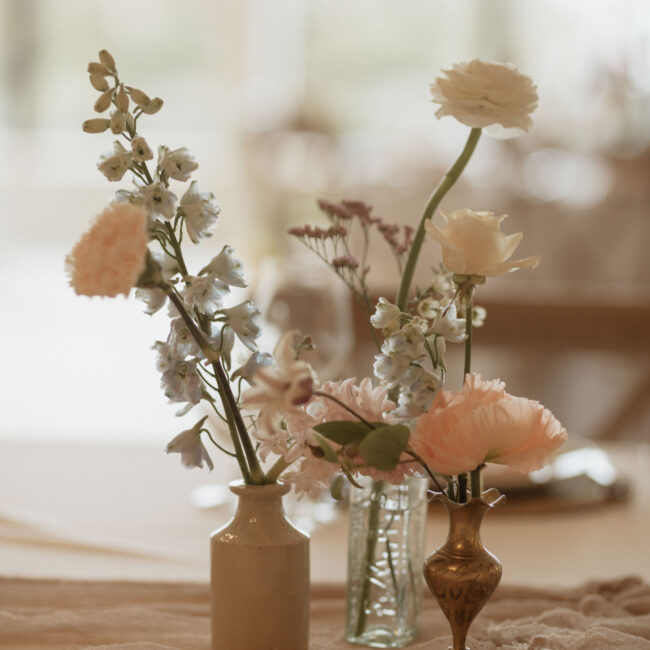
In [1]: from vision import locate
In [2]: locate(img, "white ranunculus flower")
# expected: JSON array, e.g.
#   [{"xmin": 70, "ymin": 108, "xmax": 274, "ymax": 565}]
[
  {"xmin": 430, "ymin": 59, "xmax": 538, "ymax": 138},
  {"xmin": 425, "ymin": 209, "xmax": 540, "ymax": 277},
  {"xmin": 139, "ymin": 181, "xmax": 178, "ymax": 220},
  {"xmin": 370, "ymin": 297, "xmax": 401, "ymax": 335},
  {"xmin": 97, "ymin": 141, "xmax": 132, "ymax": 182},
  {"xmin": 221, "ymin": 301, "xmax": 262, "ymax": 350},
  {"xmin": 158, "ymin": 146, "xmax": 198, "ymax": 182},
  {"xmin": 179, "ymin": 181, "xmax": 221, "ymax": 244},
  {"xmin": 166, "ymin": 415, "xmax": 213, "ymax": 471},
  {"xmin": 199, "ymin": 245, "xmax": 247, "ymax": 288}
]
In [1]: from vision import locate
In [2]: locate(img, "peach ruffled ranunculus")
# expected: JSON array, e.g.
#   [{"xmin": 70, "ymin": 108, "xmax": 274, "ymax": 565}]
[
  {"xmin": 425, "ymin": 209, "xmax": 540, "ymax": 277},
  {"xmin": 410, "ymin": 373, "xmax": 566, "ymax": 475},
  {"xmin": 430, "ymin": 58, "xmax": 538, "ymax": 138},
  {"xmin": 66, "ymin": 202, "xmax": 149, "ymax": 297}
]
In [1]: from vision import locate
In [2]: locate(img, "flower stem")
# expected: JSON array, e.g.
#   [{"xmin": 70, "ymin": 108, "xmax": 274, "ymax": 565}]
[
  {"xmin": 314, "ymin": 391, "xmax": 375, "ymax": 429},
  {"xmin": 396, "ymin": 128, "xmax": 481, "ymax": 312}
]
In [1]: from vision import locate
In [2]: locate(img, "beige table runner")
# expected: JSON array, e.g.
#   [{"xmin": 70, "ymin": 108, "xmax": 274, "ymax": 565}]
[{"xmin": 1, "ymin": 576, "xmax": 649, "ymax": 649}]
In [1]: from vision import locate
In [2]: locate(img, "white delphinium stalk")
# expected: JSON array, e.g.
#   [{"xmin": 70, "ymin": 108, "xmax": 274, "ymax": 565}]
[
  {"xmin": 199, "ymin": 245, "xmax": 247, "ymax": 288},
  {"xmin": 97, "ymin": 141, "xmax": 132, "ymax": 181},
  {"xmin": 179, "ymin": 181, "xmax": 221, "ymax": 244},
  {"xmin": 166, "ymin": 415, "xmax": 213, "ymax": 470},
  {"xmin": 158, "ymin": 145, "xmax": 198, "ymax": 182},
  {"xmin": 168, "ymin": 317, "xmax": 203, "ymax": 358}
]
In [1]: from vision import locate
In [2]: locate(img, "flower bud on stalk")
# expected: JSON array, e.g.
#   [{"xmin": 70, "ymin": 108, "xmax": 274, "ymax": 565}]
[
  {"xmin": 115, "ymin": 85, "xmax": 129, "ymax": 112},
  {"xmin": 98, "ymin": 49, "xmax": 116, "ymax": 74},
  {"xmin": 140, "ymin": 98, "xmax": 164, "ymax": 115},
  {"xmin": 110, "ymin": 110, "xmax": 126, "ymax": 134},
  {"xmin": 82, "ymin": 118, "xmax": 111, "ymax": 133},
  {"xmin": 89, "ymin": 74, "xmax": 109, "ymax": 91},
  {"xmin": 88, "ymin": 62, "xmax": 111, "ymax": 76},
  {"xmin": 126, "ymin": 86, "xmax": 151, "ymax": 106},
  {"xmin": 94, "ymin": 89, "xmax": 113, "ymax": 113}
]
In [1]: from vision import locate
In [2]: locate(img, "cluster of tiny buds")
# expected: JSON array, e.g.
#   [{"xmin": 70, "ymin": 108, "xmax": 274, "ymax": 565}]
[
  {"xmin": 317, "ymin": 199, "xmax": 380, "ymax": 225},
  {"xmin": 82, "ymin": 50, "xmax": 163, "ymax": 135},
  {"xmin": 378, "ymin": 223, "xmax": 414, "ymax": 255},
  {"xmin": 331, "ymin": 255, "xmax": 360, "ymax": 270},
  {"xmin": 288, "ymin": 224, "xmax": 347, "ymax": 240}
]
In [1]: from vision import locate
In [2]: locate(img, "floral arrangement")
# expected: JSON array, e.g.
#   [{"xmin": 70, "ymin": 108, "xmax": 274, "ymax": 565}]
[{"xmin": 68, "ymin": 51, "xmax": 566, "ymax": 505}]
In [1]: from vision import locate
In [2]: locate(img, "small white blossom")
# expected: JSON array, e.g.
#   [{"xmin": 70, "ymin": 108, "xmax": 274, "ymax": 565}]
[
  {"xmin": 183, "ymin": 274, "xmax": 230, "ymax": 315},
  {"xmin": 179, "ymin": 181, "xmax": 221, "ymax": 243},
  {"xmin": 431, "ymin": 273, "xmax": 452, "ymax": 295},
  {"xmin": 161, "ymin": 359, "xmax": 202, "ymax": 405},
  {"xmin": 135, "ymin": 287, "xmax": 167, "ymax": 314},
  {"xmin": 472, "ymin": 305, "xmax": 487, "ymax": 327},
  {"xmin": 210, "ymin": 324, "xmax": 236, "ymax": 368},
  {"xmin": 370, "ymin": 297, "xmax": 401, "ymax": 335},
  {"xmin": 220, "ymin": 301, "xmax": 262, "ymax": 350},
  {"xmin": 232, "ymin": 351, "xmax": 273, "ymax": 384},
  {"xmin": 131, "ymin": 136, "xmax": 153, "ymax": 162},
  {"xmin": 166, "ymin": 415, "xmax": 213, "ymax": 471},
  {"xmin": 139, "ymin": 181, "xmax": 178, "ymax": 220},
  {"xmin": 158, "ymin": 146, "xmax": 198, "ymax": 182},
  {"xmin": 199, "ymin": 245, "xmax": 247, "ymax": 288},
  {"xmin": 382, "ymin": 322, "xmax": 427, "ymax": 361},
  {"xmin": 97, "ymin": 141, "xmax": 132, "ymax": 182},
  {"xmin": 433, "ymin": 303, "xmax": 466, "ymax": 342},
  {"xmin": 417, "ymin": 298, "xmax": 440, "ymax": 320},
  {"xmin": 373, "ymin": 353, "xmax": 411, "ymax": 387},
  {"xmin": 168, "ymin": 317, "xmax": 202, "ymax": 358}
]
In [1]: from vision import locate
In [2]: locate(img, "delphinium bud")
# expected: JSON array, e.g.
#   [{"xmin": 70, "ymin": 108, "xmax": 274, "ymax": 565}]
[
  {"xmin": 126, "ymin": 86, "xmax": 150, "ymax": 106},
  {"xmin": 110, "ymin": 110, "xmax": 126, "ymax": 134},
  {"xmin": 89, "ymin": 74, "xmax": 109, "ymax": 91},
  {"xmin": 83, "ymin": 118, "xmax": 111, "ymax": 133},
  {"xmin": 94, "ymin": 89, "xmax": 113, "ymax": 113},
  {"xmin": 140, "ymin": 98, "xmax": 164, "ymax": 115},
  {"xmin": 88, "ymin": 62, "xmax": 111, "ymax": 76},
  {"xmin": 98, "ymin": 50, "xmax": 117, "ymax": 74},
  {"xmin": 115, "ymin": 85, "xmax": 129, "ymax": 112}
]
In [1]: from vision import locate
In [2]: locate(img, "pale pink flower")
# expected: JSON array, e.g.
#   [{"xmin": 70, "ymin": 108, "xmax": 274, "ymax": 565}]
[
  {"xmin": 242, "ymin": 330, "xmax": 315, "ymax": 437},
  {"xmin": 66, "ymin": 203, "xmax": 149, "ymax": 297},
  {"xmin": 410, "ymin": 373, "xmax": 567, "ymax": 475}
]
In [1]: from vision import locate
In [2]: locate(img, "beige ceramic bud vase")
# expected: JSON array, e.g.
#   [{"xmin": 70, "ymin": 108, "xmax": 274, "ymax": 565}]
[
  {"xmin": 210, "ymin": 480, "xmax": 310, "ymax": 650},
  {"xmin": 423, "ymin": 488, "xmax": 505, "ymax": 650}
]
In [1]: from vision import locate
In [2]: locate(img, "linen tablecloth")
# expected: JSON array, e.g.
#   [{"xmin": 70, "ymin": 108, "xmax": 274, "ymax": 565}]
[{"xmin": 1, "ymin": 576, "xmax": 649, "ymax": 649}]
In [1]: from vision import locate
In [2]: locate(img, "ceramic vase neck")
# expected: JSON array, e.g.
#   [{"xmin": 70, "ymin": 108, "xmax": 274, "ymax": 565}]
[{"xmin": 229, "ymin": 480, "xmax": 291, "ymax": 525}]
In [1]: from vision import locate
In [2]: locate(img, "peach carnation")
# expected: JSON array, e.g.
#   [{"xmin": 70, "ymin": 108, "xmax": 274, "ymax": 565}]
[
  {"xmin": 410, "ymin": 373, "xmax": 566, "ymax": 475},
  {"xmin": 66, "ymin": 203, "xmax": 149, "ymax": 297}
]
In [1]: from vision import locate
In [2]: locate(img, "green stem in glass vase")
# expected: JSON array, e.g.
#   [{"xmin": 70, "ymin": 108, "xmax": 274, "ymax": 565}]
[{"xmin": 396, "ymin": 128, "xmax": 481, "ymax": 312}]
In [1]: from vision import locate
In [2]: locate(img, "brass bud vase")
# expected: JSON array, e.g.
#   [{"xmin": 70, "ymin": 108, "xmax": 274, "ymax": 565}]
[{"xmin": 423, "ymin": 488, "xmax": 505, "ymax": 650}]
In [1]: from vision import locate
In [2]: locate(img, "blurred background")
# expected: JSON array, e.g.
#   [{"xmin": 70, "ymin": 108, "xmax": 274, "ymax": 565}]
[{"xmin": 1, "ymin": 0, "xmax": 649, "ymax": 448}]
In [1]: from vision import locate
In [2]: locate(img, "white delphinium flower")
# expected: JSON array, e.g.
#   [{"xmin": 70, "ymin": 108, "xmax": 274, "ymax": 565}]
[
  {"xmin": 220, "ymin": 301, "xmax": 262, "ymax": 350},
  {"xmin": 131, "ymin": 136, "xmax": 153, "ymax": 162},
  {"xmin": 432, "ymin": 303, "xmax": 466, "ymax": 342},
  {"xmin": 111, "ymin": 188, "xmax": 142, "ymax": 206},
  {"xmin": 97, "ymin": 141, "xmax": 132, "ymax": 182},
  {"xmin": 472, "ymin": 305, "xmax": 487, "ymax": 327},
  {"xmin": 373, "ymin": 353, "xmax": 411, "ymax": 387},
  {"xmin": 232, "ymin": 351, "xmax": 273, "ymax": 383},
  {"xmin": 199, "ymin": 245, "xmax": 247, "ymax": 288},
  {"xmin": 135, "ymin": 287, "xmax": 167, "ymax": 315},
  {"xmin": 139, "ymin": 181, "xmax": 178, "ymax": 221},
  {"xmin": 168, "ymin": 317, "xmax": 203, "ymax": 358},
  {"xmin": 158, "ymin": 145, "xmax": 198, "ymax": 182},
  {"xmin": 183, "ymin": 274, "xmax": 230, "ymax": 316},
  {"xmin": 210, "ymin": 324, "xmax": 236, "ymax": 368},
  {"xmin": 179, "ymin": 181, "xmax": 221, "ymax": 244},
  {"xmin": 161, "ymin": 359, "xmax": 202, "ymax": 406},
  {"xmin": 370, "ymin": 297, "xmax": 402, "ymax": 335},
  {"xmin": 166, "ymin": 415, "xmax": 213, "ymax": 470}
]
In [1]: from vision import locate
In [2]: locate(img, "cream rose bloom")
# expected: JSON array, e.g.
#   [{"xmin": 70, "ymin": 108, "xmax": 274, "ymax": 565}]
[
  {"xmin": 430, "ymin": 59, "xmax": 538, "ymax": 137},
  {"xmin": 425, "ymin": 209, "xmax": 540, "ymax": 277},
  {"xmin": 66, "ymin": 202, "xmax": 149, "ymax": 297}
]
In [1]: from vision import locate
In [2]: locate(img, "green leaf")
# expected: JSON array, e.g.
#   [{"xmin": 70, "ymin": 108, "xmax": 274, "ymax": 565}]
[
  {"xmin": 358, "ymin": 424, "xmax": 410, "ymax": 472},
  {"xmin": 312, "ymin": 420, "xmax": 382, "ymax": 445},
  {"xmin": 329, "ymin": 475, "xmax": 345, "ymax": 501},
  {"xmin": 313, "ymin": 433, "xmax": 340, "ymax": 464}
]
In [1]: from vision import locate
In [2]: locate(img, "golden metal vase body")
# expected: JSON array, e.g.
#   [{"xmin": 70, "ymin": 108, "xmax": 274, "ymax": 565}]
[{"xmin": 423, "ymin": 489, "xmax": 505, "ymax": 650}]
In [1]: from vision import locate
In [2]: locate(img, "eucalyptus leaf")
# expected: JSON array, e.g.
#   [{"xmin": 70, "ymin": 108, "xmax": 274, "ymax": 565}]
[
  {"xmin": 313, "ymin": 420, "xmax": 382, "ymax": 445},
  {"xmin": 329, "ymin": 475, "xmax": 345, "ymax": 501},
  {"xmin": 358, "ymin": 424, "xmax": 410, "ymax": 472}
]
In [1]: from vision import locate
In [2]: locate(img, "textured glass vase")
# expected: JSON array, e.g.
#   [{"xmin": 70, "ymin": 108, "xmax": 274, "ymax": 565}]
[{"xmin": 345, "ymin": 476, "xmax": 428, "ymax": 648}]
